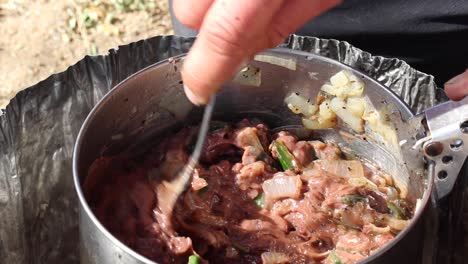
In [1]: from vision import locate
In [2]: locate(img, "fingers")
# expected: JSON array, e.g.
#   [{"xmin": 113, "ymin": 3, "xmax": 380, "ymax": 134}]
[
  {"xmin": 444, "ymin": 69, "xmax": 468, "ymax": 101},
  {"xmin": 267, "ymin": 0, "xmax": 342, "ymax": 48},
  {"xmin": 182, "ymin": 0, "xmax": 285, "ymax": 105},
  {"xmin": 173, "ymin": 0, "xmax": 214, "ymax": 30}
]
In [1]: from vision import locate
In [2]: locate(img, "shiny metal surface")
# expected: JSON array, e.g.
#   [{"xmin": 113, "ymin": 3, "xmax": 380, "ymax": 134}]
[
  {"xmin": 159, "ymin": 96, "xmax": 216, "ymax": 215},
  {"xmin": 73, "ymin": 48, "xmax": 436, "ymax": 264},
  {"xmin": 422, "ymin": 96, "xmax": 468, "ymax": 199}
]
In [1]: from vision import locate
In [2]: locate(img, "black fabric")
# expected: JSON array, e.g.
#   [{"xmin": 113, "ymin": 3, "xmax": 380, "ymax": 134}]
[
  {"xmin": 298, "ymin": 0, "xmax": 468, "ymax": 86},
  {"xmin": 169, "ymin": 0, "xmax": 468, "ymax": 86}
]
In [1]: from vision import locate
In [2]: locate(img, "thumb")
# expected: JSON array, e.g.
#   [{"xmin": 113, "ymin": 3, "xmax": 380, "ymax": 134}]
[
  {"xmin": 444, "ymin": 69, "xmax": 468, "ymax": 101},
  {"xmin": 181, "ymin": 0, "xmax": 285, "ymax": 105}
]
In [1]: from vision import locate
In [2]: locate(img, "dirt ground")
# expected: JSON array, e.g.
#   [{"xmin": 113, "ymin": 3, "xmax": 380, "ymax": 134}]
[{"xmin": 0, "ymin": 0, "xmax": 173, "ymax": 108}]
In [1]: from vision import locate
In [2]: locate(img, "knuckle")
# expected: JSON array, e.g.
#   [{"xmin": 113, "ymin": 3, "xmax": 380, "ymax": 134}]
[{"xmin": 268, "ymin": 25, "xmax": 291, "ymax": 47}]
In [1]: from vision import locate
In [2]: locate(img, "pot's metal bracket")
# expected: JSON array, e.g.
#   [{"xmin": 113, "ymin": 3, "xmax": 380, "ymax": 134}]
[{"xmin": 421, "ymin": 96, "xmax": 468, "ymax": 199}]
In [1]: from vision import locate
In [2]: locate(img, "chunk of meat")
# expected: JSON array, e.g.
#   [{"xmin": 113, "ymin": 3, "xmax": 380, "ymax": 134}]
[
  {"xmin": 159, "ymin": 148, "xmax": 188, "ymax": 180},
  {"xmin": 284, "ymin": 211, "xmax": 329, "ymax": 234},
  {"xmin": 322, "ymin": 183, "xmax": 357, "ymax": 209},
  {"xmin": 292, "ymin": 141, "xmax": 316, "ymax": 167},
  {"xmin": 169, "ymin": 236, "xmax": 193, "ymax": 254},
  {"xmin": 134, "ymin": 237, "xmax": 177, "ymax": 263},
  {"xmin": 335, "ymin": 232, "xmax": 372, "ymax": 253},
  {"xmin": 240, "ymin": 219, "xmax": 275, "ymax": 232},
  {"xmin": 200, "ymin": 127, "xmax": 240, "ymax": 164},
  {"xmin": 338, "ymin": 202, "xmax": 377, "ymax": 229},
  {"xmin": 272, "ymin": 131, "xmax": 298, "ymax": 156},
  {"xmin": 358, "ymin": 189, "xmax": 389, "ymax": 214},
  {"xmin": 267, "ymin": 213, "xmax": 290, "ymax": 232},
  {"xmin": 271, "ymin": 198, "xmax": 298, "ymax": 216},
  {"xmin": 86, "ymin": 120, "xmax": 413, "ymax": 264},
  {"xmin": 372, "ymin": 232, "xmax": 394, "ymax": 249},
  {"xmin": 309, "ymin": 141, "xmax": 342, "ymax": 160},
  {"xmin": 242, "ymin": 145, "xmax": 263, "ymax": 165},
  {"xmin": 235, "ymin": 127, "xmax": 264, "ymax": 151},
  {"xmin": 128, "ymin": 179, "xmax": 156, "ymax": 227},
  {"xmin": 191, "ymin": 169, "xmax": 208, "ymax": 191},
  {"xmin": 255, "ymin": 123, "xmax": 271, "ymax": 150},
  {"xmin": 236, "ymin": 161, "xmax": 269, "ymax": 191},
  {"xmin": 261, "ymin": 252, "xmax": 290, "ymax": 264}
]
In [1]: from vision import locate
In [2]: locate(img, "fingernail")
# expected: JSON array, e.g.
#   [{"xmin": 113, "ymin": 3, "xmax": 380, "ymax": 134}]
[
  {"xmin": 184, "ymin": 84, "xmax": 208, "ymax": 106},
  {"xmin": 445, "ymin": 72, "xmax": 465, "ymax": 86}
]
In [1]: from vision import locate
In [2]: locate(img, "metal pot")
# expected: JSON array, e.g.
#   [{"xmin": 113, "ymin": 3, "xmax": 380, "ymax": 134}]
[{"xmin": 73, "ymin": 48, "xmax": 467, "ymax": 263}]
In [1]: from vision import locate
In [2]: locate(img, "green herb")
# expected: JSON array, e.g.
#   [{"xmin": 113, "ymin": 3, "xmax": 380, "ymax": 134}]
[
  {"xmin": 341, "ymin": 194, "xmax": 367, "ymax": 205},
  {"xmin": 387, "ymin": 201, "xmax": 406, "ymax": 219},
  {"xmin": 329, "ymin": 250, "xmax": 343, "ymax": 264},
  {"xmin": 273, "ymin": 140, "xmax": 297, "ymax": 171},
  {"xmin": 198, "ymin": 186, "xmax": 209, "ymax": 195},
  {"xmin": 253, "ymin": 193, "xmax": 266, "ymax": 209},
  {"xmin": 188, "ymin": 255, "xmax": 199, "ymax": 264}
]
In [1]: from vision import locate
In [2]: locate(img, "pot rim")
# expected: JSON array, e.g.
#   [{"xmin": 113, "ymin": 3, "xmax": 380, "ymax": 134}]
[{"xmin": 72, "ymin": 48, "xmax": 434, "ymax": 264}]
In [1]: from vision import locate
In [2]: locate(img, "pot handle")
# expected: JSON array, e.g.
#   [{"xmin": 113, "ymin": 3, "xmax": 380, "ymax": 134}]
[{"xmin": 421, "ymin": 96, "xmax": 468, "ymax": 199}]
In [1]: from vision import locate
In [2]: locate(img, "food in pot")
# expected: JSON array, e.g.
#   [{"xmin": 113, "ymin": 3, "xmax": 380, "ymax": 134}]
[
  {"xmin": 84, "ymin": 118, "xmax": 413, "ymax": 264},
  {"xmin": 285, "ymin": 70, "xmax": 398, "ymax": 148},
  {"xmin": 286, "ymin": 70, "xmax": 406, "ymax": 198}
]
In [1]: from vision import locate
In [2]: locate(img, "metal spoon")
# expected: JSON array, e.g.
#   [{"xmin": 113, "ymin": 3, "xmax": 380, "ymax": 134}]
[{"xmin": 156, "ymin": 96, "xmax": 216, "ymax": 217}]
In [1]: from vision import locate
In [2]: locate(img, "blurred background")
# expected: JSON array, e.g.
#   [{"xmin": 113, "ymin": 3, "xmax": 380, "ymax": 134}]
[{"xmin": 0, "ymin": 0, "xmax": 174, "ymax": 108}]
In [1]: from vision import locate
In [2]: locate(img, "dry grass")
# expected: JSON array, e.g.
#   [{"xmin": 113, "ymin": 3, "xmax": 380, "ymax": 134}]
[{"xmin": 0, "ymin": 0, "xmax": 174, "ymax": 108}]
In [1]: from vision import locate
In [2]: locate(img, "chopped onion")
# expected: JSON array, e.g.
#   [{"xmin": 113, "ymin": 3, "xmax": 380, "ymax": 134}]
[
  {"xmin": 346, "ymin": 97, "xmax": 366, "ymax": 118},
  {"xmin": 232, "ymin": 65, "xmax": 262, "ymax": 87},
  {"xmin": 320, "ymin": 83, "xmax": 340, "ymax": 96},
  {"xmin": 347, "ymin": 81, "xmax": 365, "ymax": 97},
  {"xmin": 382, "ymin": 186, "xmax": 398, "ymax": 200},
  {"xmin": 301, "ymin": 99, "xmax": 338, "ymax": 130},
  {"xmin": 386, "ymin": 217, "xmax": 409, "ymax": 231},
  {"xmin": 262, "ymin": 175, "xmax": 302, "ymax": 200},
  {"xmin": 261, "ymin": 252, "xmax": 290, "ymax": 264},
  {"xmin": 300, "ymin": 163, "xmax": 321, "ymax": 181},
  {"xmin": 348, "ymin": 177, "xmax": 378, "ymax": 190},
  {"xmin": 330, "ymin": 97, "xmax": 364, "ymax": 133},
  {"xmin": 302, "ymin": 117, "xmax": 337, "ymax": 130},
  {"xmin": 363, "ymin": 223, "xmax": 391, "ymax": 234},
  {"xmin": 319, "ymin": 100, "xmax": 336, "ymax": 120},
  {"xmin": 321, "ymin": 71, "xmax": 365, "ymax": 98},
  {"xmin": 284, "ymin": 92, "xmax": 318, "ymax": 117},
  {"xmin": 362, "ymin": 110, "xmax": 399, "ymax": 147},
  {"xmin": 330, "ymin": 70, "xmax": 350, "ymax": 87},
  {"xmin": 343, "ymin": 70, "xmax": 365, "ymax": 97},
  {"xmin": 320, "ymin": 160, "xmax": 364, "ymax": 178},
  {"xmin": 254, "ymin": 54, "xmax": 297, "ymax": 71}
]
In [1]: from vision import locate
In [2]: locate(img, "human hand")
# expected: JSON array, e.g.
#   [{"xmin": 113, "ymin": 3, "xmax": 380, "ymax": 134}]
[
  {"xmin": 173, "ymin": 0, "xmax": 341, "ymax": 105},
  {"xmin": 444, "ymin": 69, "xmax": 468, "ymax": 101}
]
